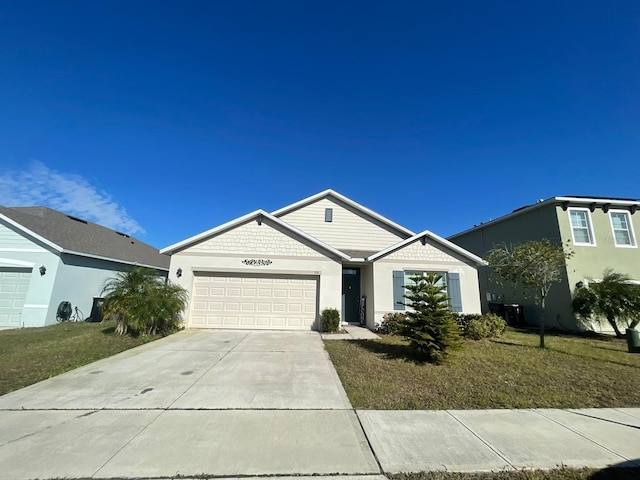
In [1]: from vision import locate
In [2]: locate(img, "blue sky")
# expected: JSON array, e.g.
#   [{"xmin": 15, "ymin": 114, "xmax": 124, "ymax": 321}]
[{"xmin": 1, "ymin": 1, "xmax": 638, "ymax": 249}]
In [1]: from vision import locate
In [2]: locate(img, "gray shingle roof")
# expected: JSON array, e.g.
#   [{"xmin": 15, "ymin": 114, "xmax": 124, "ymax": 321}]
[{"xmin": 0, "ymin": 206, "xmax": 170, "ymax": 270}]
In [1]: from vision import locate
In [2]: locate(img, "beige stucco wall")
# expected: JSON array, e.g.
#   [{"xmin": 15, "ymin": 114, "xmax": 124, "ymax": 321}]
[
  {"xmin": 168, "ymin": 217, "xmax": 343, "ymax": 329},
  {"xmin": 371, "ymin": 239, "xmax": 481, "ymax": 327},
  {"xmin": 277, "ymin": 197, "xmax": 407, "ymax": 251}
]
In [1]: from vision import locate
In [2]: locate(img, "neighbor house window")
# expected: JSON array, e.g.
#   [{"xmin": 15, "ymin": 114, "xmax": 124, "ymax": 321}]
[
  {"xmin": 609, "ymin": 211, "xmax": 636, "ymax": 247},
  {"xmin": 568, "ymin": 208, "xmax": 595, "ymax": 246}
]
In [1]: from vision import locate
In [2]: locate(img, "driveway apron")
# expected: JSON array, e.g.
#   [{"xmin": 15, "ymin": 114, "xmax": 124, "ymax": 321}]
[{"xmin": 0, "ymin": 330, "xmax": 379, "ymax": 479}]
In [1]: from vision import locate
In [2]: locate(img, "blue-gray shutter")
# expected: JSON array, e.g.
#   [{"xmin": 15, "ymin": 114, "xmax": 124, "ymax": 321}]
[
  {"xmin": 393, "ymin": 271, "xmax": 405, "ymax": 311},
  {"xmin": 447, "ymin": 272, "xmax": 463, "ymax": 312}
]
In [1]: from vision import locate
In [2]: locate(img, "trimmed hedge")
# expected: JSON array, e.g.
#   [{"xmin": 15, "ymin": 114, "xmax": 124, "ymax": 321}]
[
  {"xmin": 377, "ymin": 312, "xmax": 407, "ymax": 335},
  {"xmin": 457, "ymin": 313, "xmax": 506, "ymax": 340},
  {"xmin": 321, "ymin": 308, "xmax": 341, "ymax": 332}
]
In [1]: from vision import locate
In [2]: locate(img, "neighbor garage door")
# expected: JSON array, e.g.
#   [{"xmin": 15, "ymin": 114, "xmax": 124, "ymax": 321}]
[
  {"xmin": 0, "ymin": 268, "xmax": 32, "ymax": 329},
  {"xmin": 189, "ymin": 273, "xmax": 318, "ymax": 330}
]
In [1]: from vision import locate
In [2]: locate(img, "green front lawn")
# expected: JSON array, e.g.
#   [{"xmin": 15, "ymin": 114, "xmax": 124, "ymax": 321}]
[
  {"xmin": 0, "ymin": 320, "xmax": 161, "ymax": 396},
  {"xmin": 324, "ymin": 329, "xmax": 640, "ymax": 409}
]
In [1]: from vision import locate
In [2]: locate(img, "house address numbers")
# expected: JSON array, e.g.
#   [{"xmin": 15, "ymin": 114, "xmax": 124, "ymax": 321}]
[{"xmin": 242, "ymin": 259, "xmax": 273, "ymax": 266}]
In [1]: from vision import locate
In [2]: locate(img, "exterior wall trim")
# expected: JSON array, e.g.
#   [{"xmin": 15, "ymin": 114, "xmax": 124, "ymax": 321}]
[
  {"xmin": 271, "ymin": 189, "xmax": 415, "ymax": 238},
  {"xmin": 450, "ymin": 196, "xmax": 640, "ymax": 240},
  {"xmin": 192, "ymin": 267, "xmax": 324, "ymax": 276},
  {"xmin": 0, "ymin": 214, "xmax": 62, "ymax": 252},
  {"xmin": 368, "ymin": 230, "xmax": 486, "ymax": 266},
  {"xmin": 161, "ymin": 209, "xmax": 350, "ymax": 260}
]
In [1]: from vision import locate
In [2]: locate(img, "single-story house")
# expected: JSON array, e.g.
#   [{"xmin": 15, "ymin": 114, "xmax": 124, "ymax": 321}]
[
  {"xmin": 161, "ymin": 190, "xmax": 484, "ymax": 331},
  {"xmin": 0, "ymin": 206, "xmax": 170, "ymax": 329}
]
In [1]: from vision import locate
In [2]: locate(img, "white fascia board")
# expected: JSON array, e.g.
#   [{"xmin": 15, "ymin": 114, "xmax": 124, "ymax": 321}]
[
  {"xmin": 270, "ymin": 189, "xmax": 415, "ymax": 238},
  {"xmin": 368, "ymin": 230, "xmax": 487, "ymax": 266},
  {"xmin": 0, "ymin": 257, "xmax": 36, "ymax": 268},
  {"xmin": 449, "ymin": 196, "xmax": 640, "ymax": 240},
  {"xmin": 160, "ymin": 209, "xmax": 350, "ymax": 260},
  {"xmin": 0, "ymin": 214, "xmax": 62, "ymax": 252},
  {"xmin": 161, "ymin": 210, "xmax": 268, "ymax": 254},
  {"xmin": 61, "ymin": 250, "xmax": 170, "ymax": 271},
  {"xmin": 555, "ymin": 196, "xmax": 640, "ymax": 207}
]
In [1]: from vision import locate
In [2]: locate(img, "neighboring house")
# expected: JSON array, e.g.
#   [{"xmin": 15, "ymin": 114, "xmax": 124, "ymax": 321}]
[
  {"xmin": 449, "ymin": 196, "xmax": 640, "ymax": 332},
  {"xmin": 161, "ymin": 190, "xmax": 484, "ymax": 331},
  {"xmin": 0, "ymin": 206, "xmax": 170, "ymax": 329}
]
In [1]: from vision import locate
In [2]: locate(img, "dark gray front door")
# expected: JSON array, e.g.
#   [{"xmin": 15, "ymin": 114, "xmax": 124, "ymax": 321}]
[{"xmin": 342, "ymin": 268, "xmax": 361, "ymax": 323}]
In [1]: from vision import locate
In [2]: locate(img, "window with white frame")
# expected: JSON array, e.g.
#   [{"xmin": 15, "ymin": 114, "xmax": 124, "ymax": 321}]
[
  {"xmin": 568, "ymin": 208, "xmax": 595, "ymax": 245},
  {"xmin": 609, "ymin": 210, "xmax": 636, "ymax": 247},
  {"xmin": 392, "ymin": 271, "xmax": 463, "ymax": 312}
]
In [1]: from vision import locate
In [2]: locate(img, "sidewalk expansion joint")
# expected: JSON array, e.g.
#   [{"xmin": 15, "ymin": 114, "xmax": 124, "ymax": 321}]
[
  {"xmin": 90, "ymin": 408, "xmax": 165, "ymax": 479},
  {"xmin": 353, "ymin": 410, "xmax": 384, "ymax": 474},
  {"xmin": 533, "ymin": 409, "xmax": 631, "ymax": 461},
  {"xmin": 445, "ymin": 410, "xmax": 516, "ymax": 470}
]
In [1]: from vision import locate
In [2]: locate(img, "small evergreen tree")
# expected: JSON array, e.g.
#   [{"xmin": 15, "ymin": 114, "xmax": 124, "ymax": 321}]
[{"xmin": 400, "ymin": 273, "xmax": 461, "ymax": 363}]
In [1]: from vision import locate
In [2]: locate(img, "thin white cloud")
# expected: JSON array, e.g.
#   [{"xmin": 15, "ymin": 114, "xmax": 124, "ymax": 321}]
[{"xmin": 0, "ymin": 161, "xmax": 145, "ymax": 235}]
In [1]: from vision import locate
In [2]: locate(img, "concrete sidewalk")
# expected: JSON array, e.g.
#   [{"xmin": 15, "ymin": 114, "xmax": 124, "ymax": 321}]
[
  {"xmin": 358, "ymin": 408, "xmax": 640, "ymax": 473},
  {"xmin": 1, "ymin": 330, "xmax": 640, "ymax": 479}
]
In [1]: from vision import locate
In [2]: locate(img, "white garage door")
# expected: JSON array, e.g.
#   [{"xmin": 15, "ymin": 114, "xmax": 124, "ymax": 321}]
[
  {"xmin": 0, "ymin": 268, "xmax": 32, "ymax": 329},
  {"xmin": 189, "ymin": 273, "xmax": 318, "ymax": 330}
]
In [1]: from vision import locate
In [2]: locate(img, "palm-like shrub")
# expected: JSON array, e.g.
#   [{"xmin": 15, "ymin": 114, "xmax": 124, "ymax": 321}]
[
  {"xmin": 400, "ymin": 273, "xmax": 461, "ymax": 363},
  {"xmin": 573, "ymin": 269, "xmax": 640, "ymax": 338},
  {"xmin": 101, "ymin": 267, "xmax": 188, "ymax": 336}
]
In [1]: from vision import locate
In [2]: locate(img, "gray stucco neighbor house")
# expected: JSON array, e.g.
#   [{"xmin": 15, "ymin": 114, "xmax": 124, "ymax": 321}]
[
  {"xmin": 0, "ymin": 206, "xmax": 170, "ymax": 329},
  {"xmin": 448, "ymin": 195, "xmax": 640, "ymax": 333}
]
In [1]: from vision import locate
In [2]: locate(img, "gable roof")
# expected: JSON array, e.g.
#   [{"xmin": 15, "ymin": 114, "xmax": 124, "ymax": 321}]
[
  {"xmin": 160, "ymin": 209, "xmax": 351, "ymax": 260},
  {"xmin": 271, "ymin": 189, "xmax": 415, "ymax": 238},
  {"xmin": 449, "ymin": 195, "xmax": 640, "ymax": 239},
  {"xmin": 368, "ymin": 229, "xmax": 486, "ymax": 266},
  {"xmin": 0, "ymin": 206, "xmax": 170, "ymax": 270}
]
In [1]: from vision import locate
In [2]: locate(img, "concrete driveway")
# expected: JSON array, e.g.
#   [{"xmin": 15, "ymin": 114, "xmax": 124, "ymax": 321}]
[
  {"xmin": 0, "ymin": 329, "xmax": 379, "ymax": 479},
  {"xmin": 0, "ymin": 329, "xmax": 352, "ymax": 410},
  {"xmin": 3, "ymin": 329, "xmax": 639, "ymax": 479}
]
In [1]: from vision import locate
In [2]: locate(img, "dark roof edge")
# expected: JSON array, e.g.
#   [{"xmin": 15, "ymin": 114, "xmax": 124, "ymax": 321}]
[{"xmin": 449, "ymin": 196, "xmax": 640, "ymax": 240}]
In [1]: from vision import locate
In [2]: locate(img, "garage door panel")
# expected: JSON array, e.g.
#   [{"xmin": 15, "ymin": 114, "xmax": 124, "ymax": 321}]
[
  {"xmin": 257, "ymin": 289, "xmax": 271, "ymax": 298},
  {"xmin": 190, "ymin": 273, "xmax": 317, "ymax": 330},
  {"xmin": 0, "ymin": 269, "xmax": 32, "ymax": 328},
  {"xmin": 288, "ymin": 304, "xmax": 302, "ymax": 313},
  {"xmin": 243, "ymin": 288, "xmax": 257, "ymax": 298},
  {"xmin": 256, "ymin": 317, "xmax": 270, "ymax": 326},
  {"xmin": 241, "ymin": 303, "xmax": 256, "ymax": 312}
]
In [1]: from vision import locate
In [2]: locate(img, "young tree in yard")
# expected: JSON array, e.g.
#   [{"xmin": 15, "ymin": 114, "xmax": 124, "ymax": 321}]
[
  {"xmin": 572, "ymin": 269, "xmax": 640, "ymax": 338},
  {"xmin": 485, "ymin": 239, "xmax": 572, "ymax": 348},
  {"xmin": 400, "ymin": 273, "xmax": 461, "ymax": 363},
  {"xmin": 101, "ymin": 267, "xmax": 188, "ymax": 336}
]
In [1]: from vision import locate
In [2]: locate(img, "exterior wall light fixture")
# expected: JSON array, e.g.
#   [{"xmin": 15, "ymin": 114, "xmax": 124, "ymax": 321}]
[
  {"xmin": 39, "ymin": 265, "xmax": 46, "ymax": 276},
  {"xmin": 176, "ymin": 268, "xmax": 182, "ymax": 278}
]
